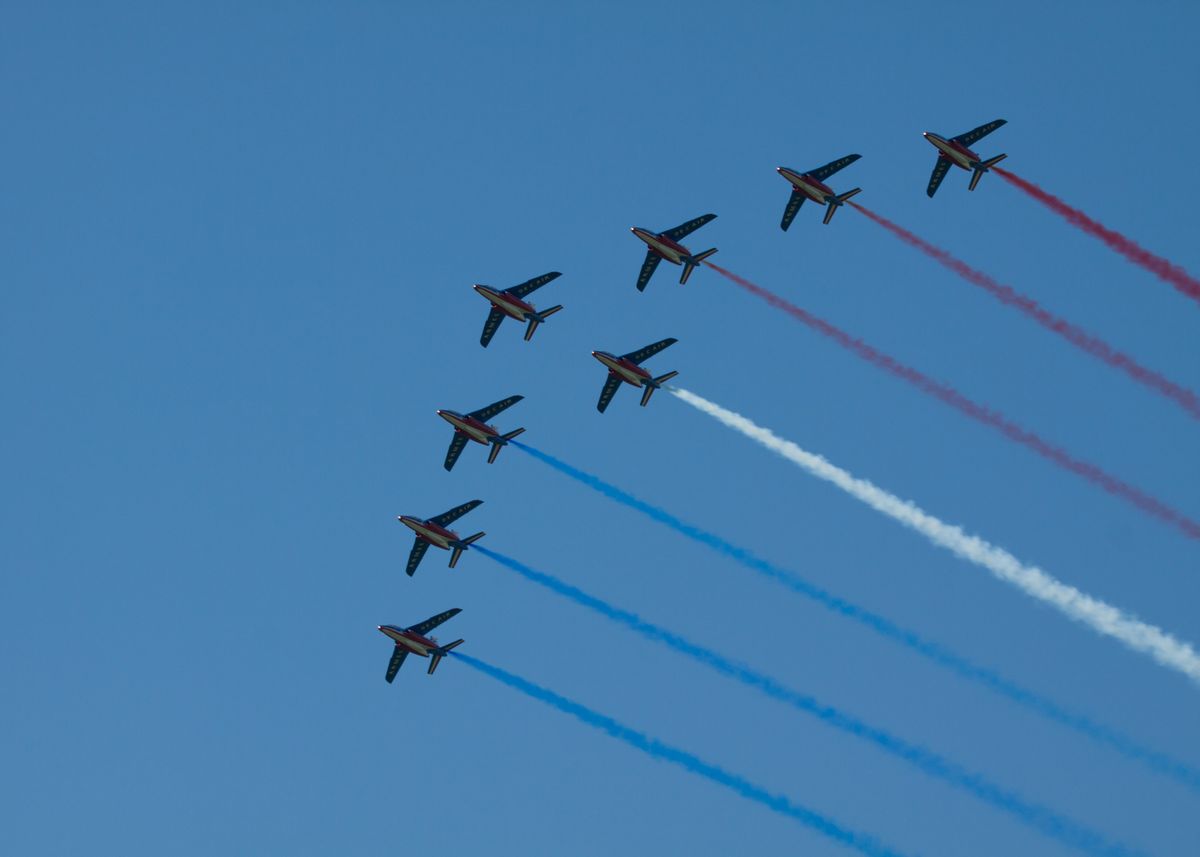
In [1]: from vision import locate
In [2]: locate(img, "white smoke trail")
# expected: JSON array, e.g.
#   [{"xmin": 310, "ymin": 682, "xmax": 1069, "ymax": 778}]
[{"xmin": 670, "ymin": 386, "xmax": 1200, "ymax": 684}]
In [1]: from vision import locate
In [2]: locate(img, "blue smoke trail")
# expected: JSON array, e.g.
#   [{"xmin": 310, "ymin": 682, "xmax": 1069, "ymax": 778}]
[
  {"xmin": 511, "ymin": 439, "xmax": 1200, "ymax": 794},
  {"xmin": 451, "ymin": 651, "xmax": 916, "ymax": 857},
  {"xmin": 476, "ymin": 545, "xmax": 1142, "ymax": 857}
]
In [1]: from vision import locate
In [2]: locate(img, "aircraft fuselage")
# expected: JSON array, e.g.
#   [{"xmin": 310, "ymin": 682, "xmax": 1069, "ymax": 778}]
[
  {"xmin": 631, "ymin": 227, "xmax": 689, "ymax": 265},
  {"xmin": 777, "ymin": 167, "xmax": 837, "ymax": 204},
  {"xmin": 923, "ymin": 132, "xmax": 981, "ymax": 170},
  {"xmin": 591, "ymin": 351, "xmax": 651, "ymax": 387},
  {"xmin": 474, "ymin": 285, "xmax": 536, "ymax": 320},
  {"xmin": 378, "ymin": 625, "xmax": 439, "ymax": 658},
  {"xmin": 436, "ymin": 410, "xmax": 499, "ymax": 445},
  {"xmin": 398, "ymin": 516, "xmax": 458, "ymax": 549}
]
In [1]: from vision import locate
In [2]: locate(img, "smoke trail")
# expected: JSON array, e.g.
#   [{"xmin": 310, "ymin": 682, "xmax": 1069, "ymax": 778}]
[
  {"xmin": 994, "ymin": 167, "xmax": 1200, "ymax": 306},
  {"xmin": 670, "ymin": 386, "xmax": 1200, "ymax": 684},
  {"xmin": 451, "ymin": 651, "xmax": 913, "ymax": 857},
  {"xmin": 848, "ymin": 201, "xmax": 1200, "ymax": 421},
  {"xmin": 475, "ymin": 544, "xmax": 1143, "ymax": 857},
  {"xmin": 703, "ymin": 260, "xmax": 1200, "ymax": 542},
  {"xmin": 511, "ymin": 439, "xmax": 1200, "ymax": 792}
]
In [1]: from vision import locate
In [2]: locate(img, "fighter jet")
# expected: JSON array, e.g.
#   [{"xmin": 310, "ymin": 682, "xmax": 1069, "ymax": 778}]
[
  {"xmin": 437, "ymin": 395, "xmax": 525, "ymax": 471},
  {"xmin": 630, "ymin": 214, "xmax": 718, "ymax": 291},
  {"xmin": 398, "ymin": 500, "xmax": 485, "ymax": 576},
  {"xmin": 924, "ymin": 119, "xmax": 1007, "ymax": 197},
  {"xmin": 378, "ymin": 609, "xmax": 464, "ymax": 681},
  {"xmin": 474, "ymin": 271, "xmax": 564, "ymax": 348},
  {"xmin": 592, "ymin": 337, "xmax": 678, "ymax": 412},
  {"xmin": 776, "ymin": 154, "xmax": 862, "ymax": 229}
]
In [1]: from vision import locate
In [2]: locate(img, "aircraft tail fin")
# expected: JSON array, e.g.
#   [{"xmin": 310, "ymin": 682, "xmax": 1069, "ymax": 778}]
[
  {"xmin": 448, "ymin": 532, "xmax": 485, "ymax": 568},
  {"xmin": 428, "ymin": 639, "xmax": 464, "ymax": 675},
  {"xmin": 524, "ymin": 305, "xmax": 563, "ymax": 341},
  {"xmin": 487, "ymin": 428, "xmax": 525, "ymax": 463},
  {"xmin": 641, "ymin": 370, "xmax": 679, "ymax": 406},
  {"xmin": 823, "ymin": 188, "xmax": 862, "ymax": 224},
  {"xmin": 680, "ymin": 248, "xmax": 718, "ymax": 285},
  {"xmin": 969, "ymin": 154, "xmax": 1007, "ymax": 191}
]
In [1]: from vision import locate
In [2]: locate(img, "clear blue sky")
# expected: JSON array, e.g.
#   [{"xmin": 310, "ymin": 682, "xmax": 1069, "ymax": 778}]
[{"xmin": 3, "ymin": 3, "xmax": 1198, "ymax": 855}]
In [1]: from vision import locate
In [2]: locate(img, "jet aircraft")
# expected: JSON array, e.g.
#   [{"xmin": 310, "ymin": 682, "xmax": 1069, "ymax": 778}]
[
  {"xmin": 591, "ymin": 337, "xmax": 678, "ymax": 412},
  {"xmin": 437, "ymin": 395, "xmax": 525, "ymax": 471},
  {"xmin": 776, "ymin": 154, "xmax": 862, "ymax": 229},
  {"xmin": 630, "ymin": 214, "xmax": 718, "ymax": 291},
  {"xmin": 474, "ymin": 271, "xmax": 564, "ymax": 347},
  {"xmin": 378, "ymin": 608, "xmax": 464, "ymax": 681},
  {"xmin": 923, "ymin": 119, "xmax": 1007, "ymax": 197},
  {"xmin": 398, "ymin": 499, "xmax": 485, "ymax": 576}
]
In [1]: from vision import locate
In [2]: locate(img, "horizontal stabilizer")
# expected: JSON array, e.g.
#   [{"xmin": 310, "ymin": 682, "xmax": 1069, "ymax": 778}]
[
  {"xmin": 822, "ymin": 188, "xmax": 861, "ymax": 225},
  {"xmin": 428, "ymin": 639, "xmax": 464, "ymax": 675},
  {"xmin": 969, "ymin": 154, "xmax": 1007, "ymax": 191},
  {"xmin": 487, "ymin": 428, "xmax": 525, "ymax": 463},
  {"xmin": 680, "ymin": 248, "xmax": 718, "ymax": 285},
  {"xmin": 641, "ymin": 370, "xmax": 679, "ymax": 406},
  {"xmin": 524, "ymin": 305, "xmax": 563, "ymax": 341},
  {"xmin": 449, "ymin": 532, "xmax": 485, "ymax": 568}
]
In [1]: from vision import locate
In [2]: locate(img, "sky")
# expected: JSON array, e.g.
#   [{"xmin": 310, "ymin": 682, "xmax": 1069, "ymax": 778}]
[{"xmin": 3, "ymin": 3, "xmax": 1199, "ymax": 855}]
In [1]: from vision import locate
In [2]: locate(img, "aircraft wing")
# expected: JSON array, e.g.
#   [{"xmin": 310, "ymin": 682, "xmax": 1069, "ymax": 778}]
[
  {"xmin": 430, "ymin": 499, "xmax": 483, "ymax": 528},
  {"xmin": 635, "ymin": 251, "xmax": 661, "ymax": 292},
  {"xmin": 406, "ymin": 538, "xmax": 431, "ymax": 577},
  {"xmin": 443, "ymin": 433, "xmax": 469, "ymax": 472},
  {"xmin": 385, "ymin": 646, "xmax": 408, "ymax": 683},
  {"xmin": 508, "ymin": 271, "xmax": 562, "ymax": 299},
  {"xmin": 469, "ymin": 394, "xmax": 524, "ymax": 423},
  {"xmin": 926, "ymin": 157, "xmax": 952, "ymax": 198},
  {"xmin": 622, "ymin": 337, "xmax": 677, "ymax": 365},
  {"xmin": 662, "ymin": 213, "xmax": 717, "ymax": 242},
  {"xmin": 807, "ymin": 153, "xmax": 861, "ymax": 182},
  {"xmin": 780, "ymin": 189, "xmax": 806, "ymax": 231},
  {"xmin": 480, "ymin": 307, "xmax": 505, "ymax": 348},
  {"xmin": 596, "ymin": 374, "xmax": 622, "ymax": 413},
  {"xmin": 953, "ymin": 119, "xmax": 1006, "ymax": 147},
  {"xmin": 408, "ymin": 607, "xmax": 462, "ymax": 637}
]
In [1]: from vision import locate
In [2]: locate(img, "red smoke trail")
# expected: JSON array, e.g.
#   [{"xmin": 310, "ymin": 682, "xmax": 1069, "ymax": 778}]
[
  {"xmin": 704, "ymin": 260, "xmax": 1200, "ymax": 541},
  {"xmin": 994, "ymin": 167, "xmax": 1200, "ymax": 305},
  {"xmin": 848, "ymin": 201, "xmax": 1200, "ymax": 421}
]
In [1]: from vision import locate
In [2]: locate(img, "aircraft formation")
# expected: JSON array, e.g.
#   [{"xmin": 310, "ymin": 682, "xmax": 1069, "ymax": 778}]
[{"xmin": 379, "ymin": 118, "xmax": 1009, "ymax": 681}]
